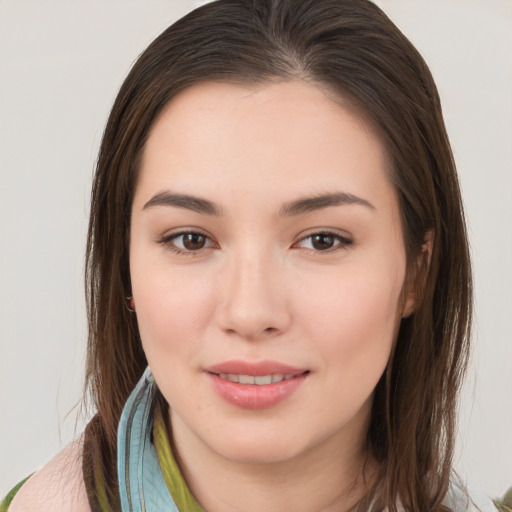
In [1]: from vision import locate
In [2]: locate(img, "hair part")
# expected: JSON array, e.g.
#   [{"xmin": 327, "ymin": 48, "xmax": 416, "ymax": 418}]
[{"xmin": 84, "ymin": 1, "xmax": 472, "ymax": 509}]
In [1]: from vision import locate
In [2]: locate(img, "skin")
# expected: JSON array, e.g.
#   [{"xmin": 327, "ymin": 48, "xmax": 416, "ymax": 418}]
[
  {"xmin": 9, "ymin": 437, "xmax": 90, "ymax": 512},
  {"xmin": 129, "ymin": 80, "xmax": 416, "ymax": 512}
]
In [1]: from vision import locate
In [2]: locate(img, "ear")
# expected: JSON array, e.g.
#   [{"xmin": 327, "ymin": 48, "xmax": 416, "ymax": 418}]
[{"xmin": 402, "ymin": 229, "xmax": 434, "ymax": 318}]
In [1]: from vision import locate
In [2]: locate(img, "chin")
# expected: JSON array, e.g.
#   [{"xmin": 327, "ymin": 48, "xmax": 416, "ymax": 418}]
[{"xmin": 204, "ymin": 427, "xmax": 314, "ymax": 466}]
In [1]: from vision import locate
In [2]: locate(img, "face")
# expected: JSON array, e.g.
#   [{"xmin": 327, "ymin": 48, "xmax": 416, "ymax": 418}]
[{"xmin": 130, "ymin": 80, "xmax": 412, "ymax": 466}]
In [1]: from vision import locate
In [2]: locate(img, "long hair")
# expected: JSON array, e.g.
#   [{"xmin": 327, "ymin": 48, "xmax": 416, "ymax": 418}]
[{"xmin": 84, "ymin": 1, "xmax": 472, "ymax": 509}]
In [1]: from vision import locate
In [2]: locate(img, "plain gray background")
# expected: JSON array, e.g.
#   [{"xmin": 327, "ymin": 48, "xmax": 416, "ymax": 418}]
[{"xmin": 1, "ymin": 0, "xmax": 511, "ymax": 499}]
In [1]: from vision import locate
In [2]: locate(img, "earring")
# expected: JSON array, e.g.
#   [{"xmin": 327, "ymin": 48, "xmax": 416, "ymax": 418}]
[{"xmin": 126, "ymin": 296, "xmax": 135, "ymax": 312}]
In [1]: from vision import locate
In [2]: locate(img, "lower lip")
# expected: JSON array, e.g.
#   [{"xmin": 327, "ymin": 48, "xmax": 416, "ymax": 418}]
[{"xmin": 207, "ymin": 373, "xmax": 308, "ymax": 410}]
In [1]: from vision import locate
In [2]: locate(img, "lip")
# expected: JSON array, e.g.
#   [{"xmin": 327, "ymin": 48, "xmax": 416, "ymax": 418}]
[
  {"xmin": 205, "ymin": 360, "xmax": 306, "ymax": 376},
  {"xmin": 205, "ymin": 360, "xmax": 309, "ymax": 410}
]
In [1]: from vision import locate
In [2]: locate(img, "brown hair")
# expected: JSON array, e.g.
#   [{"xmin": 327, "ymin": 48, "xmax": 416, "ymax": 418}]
[{"xmin": 84, "ymin": 0, "xmax": 472, "ymax": 509}]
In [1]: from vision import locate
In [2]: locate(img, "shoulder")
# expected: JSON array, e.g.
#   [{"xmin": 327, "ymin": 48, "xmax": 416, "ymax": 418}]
[{"xmin": 8, "ymin": 435, "xmax": 91, "ymax": 512}]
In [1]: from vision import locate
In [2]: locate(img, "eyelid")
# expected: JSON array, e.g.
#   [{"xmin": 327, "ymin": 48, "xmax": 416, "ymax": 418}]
[
  {"xmin": 293, "ymin": 229, "xmax": 354, "ymax": 252},
  {"xmin": 157, "ymin": 228, "xmax": 217, "ymax": 255}
]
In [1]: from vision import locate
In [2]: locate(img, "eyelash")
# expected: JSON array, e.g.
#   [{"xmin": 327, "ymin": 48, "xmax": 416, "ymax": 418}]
[
  {"xmin": 293, "ymin": 230, "xmax": 354, "ymax": 253},
  {"xmin": 157, "ymin": 230, "xmax": 216, "ymax": 256},
  {"xmin": 156, "ymin": 230, "xmax": 354, "ymax": 255}
]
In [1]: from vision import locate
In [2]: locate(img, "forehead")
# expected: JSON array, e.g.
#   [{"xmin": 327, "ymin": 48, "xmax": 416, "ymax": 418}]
[{"xmin": 135, "ymin": 80, "xmax": 395, "ymax": 214}]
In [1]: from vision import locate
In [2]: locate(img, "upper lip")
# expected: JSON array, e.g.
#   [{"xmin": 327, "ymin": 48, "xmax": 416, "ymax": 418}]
[{"xmin": 205, "ymin": 360, "xmax": 308, "ymax": 377}]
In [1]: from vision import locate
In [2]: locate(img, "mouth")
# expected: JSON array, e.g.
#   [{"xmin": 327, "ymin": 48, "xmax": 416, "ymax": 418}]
[
  {"xmin": 213, "ymin": 372, "xmax": 308, "ymax": 385},
  {"xmin": 205, "ymin": 361, "xmax": 310, "ymax": 410}
]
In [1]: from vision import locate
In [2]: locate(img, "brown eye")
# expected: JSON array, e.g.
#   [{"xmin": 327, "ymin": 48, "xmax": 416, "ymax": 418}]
[
  {"xmin": 296, "ymin": 231, "xmax": 353, "ymax": 252},
  {"xmin": 158, "ymin": 231, "xmax": 215, "ymax": 254},
  {"xmin": 311, "ymin": 234, "xmax": 336, "ymax": 251},
  {"xmin": 182, "ymin": 233, "xmax": 207, "ymax": 250}
]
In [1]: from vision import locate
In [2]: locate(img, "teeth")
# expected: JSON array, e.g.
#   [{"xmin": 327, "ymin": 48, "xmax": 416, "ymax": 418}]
[
  {"xmin": 254, "ymin": 375, "xmax": 272, "ymax": 385},
  {"xmin": 239, "ymin": 374, "xmax": 255, "ymax": 384},
  {"xmin": 217, "ymin": 373, "xmax": 298, "ymax": 385}
]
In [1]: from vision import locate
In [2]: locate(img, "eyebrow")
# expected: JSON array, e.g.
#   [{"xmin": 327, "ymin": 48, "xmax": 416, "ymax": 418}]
[
  {"xmin": 142, "ymin": 190, "xmax": 374, "ymax": 216},
  {"xmin": 143, "ymin": 191, "xmax": 222, "ymax": 215},
  {"xmin": 280, "ymin": 192, "xmax": 375, "ymax": 216}
]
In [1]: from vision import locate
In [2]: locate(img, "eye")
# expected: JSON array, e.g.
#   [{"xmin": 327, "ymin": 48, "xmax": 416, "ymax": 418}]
[
  {"xmin": 295, "ymin": 231, "xmax": 353, "ymax": 252},
  {"xmin": 158, "ymin": 230, "xmax": 216, "ymax": 254}
]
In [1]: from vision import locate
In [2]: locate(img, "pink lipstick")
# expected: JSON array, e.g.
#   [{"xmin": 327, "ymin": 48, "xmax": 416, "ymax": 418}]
[{"xmin": 205, "ymin": 360, "xmax": 309, "ymax": 410}]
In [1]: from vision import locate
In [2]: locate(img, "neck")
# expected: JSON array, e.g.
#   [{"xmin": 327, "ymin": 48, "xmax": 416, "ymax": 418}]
[{"xmin": 169, "ymin": 410, "xmax": 377, "ymax": 512}]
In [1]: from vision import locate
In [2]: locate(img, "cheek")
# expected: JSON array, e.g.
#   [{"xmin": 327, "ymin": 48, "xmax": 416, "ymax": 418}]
[
  {"xmin": 298, "ymin": 258, "xmax": 404, "ymax": 384},
  {"xmin": 130, "ymin": 257, "xmax": 217, "ymax": 360}
]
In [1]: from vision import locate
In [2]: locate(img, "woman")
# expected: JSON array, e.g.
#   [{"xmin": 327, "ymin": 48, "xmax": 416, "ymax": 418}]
[{"xmin": 2, "ymin": 0, "xmax": 501, "ymax": 510}]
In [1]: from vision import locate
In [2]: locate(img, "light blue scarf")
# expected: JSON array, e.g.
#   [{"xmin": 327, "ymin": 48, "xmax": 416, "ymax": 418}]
[{"xmin": 117, "ymin": 367, "xmax": 180, "ymax": 512}]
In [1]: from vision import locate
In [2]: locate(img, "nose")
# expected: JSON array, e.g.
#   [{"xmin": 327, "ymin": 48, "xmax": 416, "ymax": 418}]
[{"xmin": 215, "ymin": 248, "xmax": 291, "ymax": 341}]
